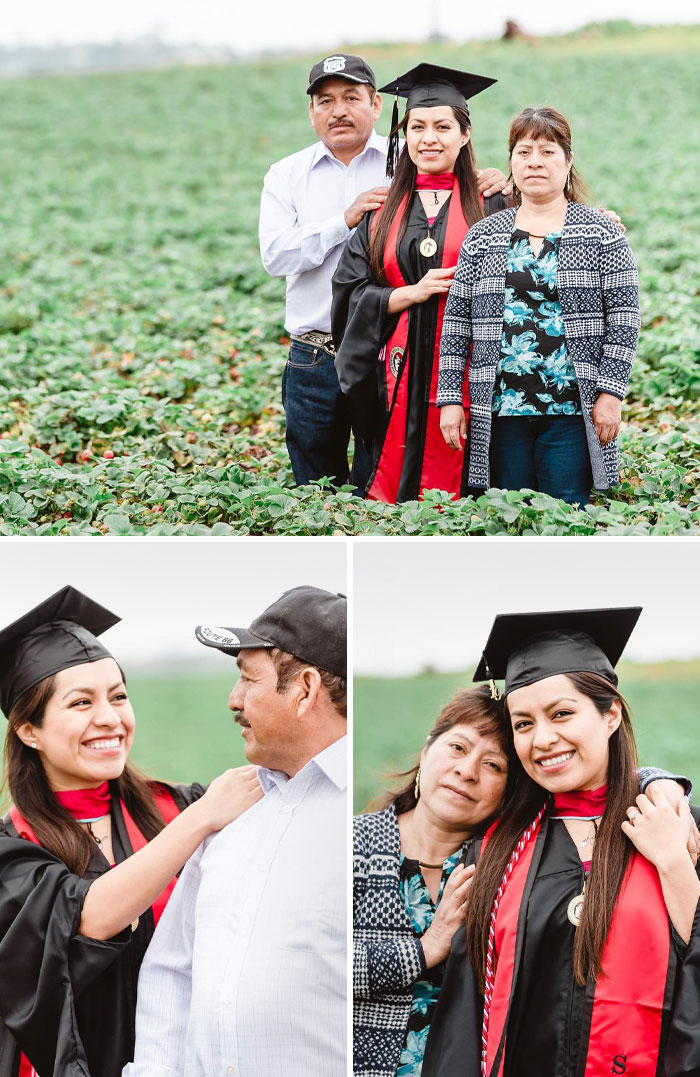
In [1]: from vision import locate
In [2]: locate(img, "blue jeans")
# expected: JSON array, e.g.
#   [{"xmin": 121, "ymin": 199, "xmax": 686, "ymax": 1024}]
[
  {"xmin": 489, "ymin": 415, "xmax": 593, "ymax": 506},
  {"xmin": 282, "ymin": 340, "xmax": 372, "ymax": 490}
]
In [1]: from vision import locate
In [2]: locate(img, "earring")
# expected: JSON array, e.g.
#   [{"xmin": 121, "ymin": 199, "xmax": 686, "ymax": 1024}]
[
  {"xmin": 414, "ymin": 767, "xmax": 421, "ymax": 801},
  {"xmin": 31, "ymin": 742, "xmax": 37, "ymax": 749}
]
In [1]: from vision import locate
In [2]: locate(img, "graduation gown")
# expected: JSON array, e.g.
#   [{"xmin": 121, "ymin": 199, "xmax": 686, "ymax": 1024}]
[
  {"xmin": 332, "ymin": 187, "xmax": 504, "ymax": 503},
  {"xmin": 422, "ymin": 808, "xmax": 700, "ymax": 1077},
  {"xmin": 0, "ymin": 780, "xmax": 205, "ymax": 1077}
]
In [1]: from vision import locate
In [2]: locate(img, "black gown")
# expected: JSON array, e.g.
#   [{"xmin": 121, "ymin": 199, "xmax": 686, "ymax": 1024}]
[
  {"xmin": 0, "ymin": 780, "xmax": 205, "ymax": 1077},
  {"xmin": 422, "ymin": 809, "xmax": 700, "ymax": 1077},
  {"xmin": 332, "ymin": 192, "xmax": 505, "ymax": 502}
]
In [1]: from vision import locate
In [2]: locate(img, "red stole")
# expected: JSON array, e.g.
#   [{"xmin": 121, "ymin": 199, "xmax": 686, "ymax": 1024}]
[
  {"xmin": 11, "ymin": 784, "xmax": 181, "ymax": 1077},
  {"xmin": 367, "ymin": 176, "xmax": 471, "ymax": 503},
  {"xmin": 9, "ymin": 784, "xmax": 180, "ymax": 926},
  {"xmin": 481, "ymin": 815, "xmax": 671, "ymax": 1077}
]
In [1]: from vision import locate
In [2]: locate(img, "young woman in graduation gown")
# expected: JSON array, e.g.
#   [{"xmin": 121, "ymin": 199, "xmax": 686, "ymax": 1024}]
[
  {"xmin": 332, "ymin": 63, "xmax": 507, "ymax": 503},
  {"xmin": 0, "ymin": 586, "xmax": 263, "ymax": 1077},
  {"xmin": 422, "ymin": 608, "xmax": 700, "ymax": 1077}
]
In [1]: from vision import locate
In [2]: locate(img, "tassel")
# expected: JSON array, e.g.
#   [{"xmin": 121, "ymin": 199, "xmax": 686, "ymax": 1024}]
[{"xmin": 386, "ymin": 91, "xmax": 400, "ymax": 179}]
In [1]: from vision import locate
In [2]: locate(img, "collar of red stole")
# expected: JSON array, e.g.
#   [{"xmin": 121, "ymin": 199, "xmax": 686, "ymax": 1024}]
[
  {"xmin": 54, "ymin": 780, "xmax": 111, "ymax": 820},
  {"xmin": 552, "ymin": 785, "xmax": 608, "ymax": 818},
  {"xmin": 415, "ymin": 171, "xmax": 454, "ymax": 190}
]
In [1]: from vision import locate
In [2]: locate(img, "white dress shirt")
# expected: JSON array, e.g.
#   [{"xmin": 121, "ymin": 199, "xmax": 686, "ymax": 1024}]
[
  {"xmin": 259, "ymin": 132, "xmax": 389, "ymax": 334},
  {"xmin": 122, "ymin": 736, "xmax": 347, "ymax": 1077}
]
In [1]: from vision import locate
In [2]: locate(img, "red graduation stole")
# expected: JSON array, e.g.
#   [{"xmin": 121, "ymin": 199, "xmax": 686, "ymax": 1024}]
[
  {"xmin": 367, "ymin": 176, "xmax": 471, "ymax": 503},
  {"xmin": 9, "ymin": 783, "xmax": 181, "ymax": 926},
  {"xmin": 481, "ymin": 814, "xmax": 671, "ymax": 1077},
  {"xmin": 11, "ymin": 784, "xmax": 182, "ymax": 1077}
]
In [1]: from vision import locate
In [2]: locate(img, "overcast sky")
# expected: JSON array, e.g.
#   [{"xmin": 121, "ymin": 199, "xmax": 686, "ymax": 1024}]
[
  {"xmin": 354, "ymin": 540, "xmax": 700, "ymax": 675},
  {"xmin": 0, "ymin": 539, "xmax": 347, "ymax": 667},
  {"xmin": 0, "ymin": 1, "xmax": 694, "ymax": 53}
]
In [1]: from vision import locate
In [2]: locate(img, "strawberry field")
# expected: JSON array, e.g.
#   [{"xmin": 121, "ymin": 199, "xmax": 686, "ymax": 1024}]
[{"xmin": 0, "ymin": 22, "xmax": 698, "ymax": 534}]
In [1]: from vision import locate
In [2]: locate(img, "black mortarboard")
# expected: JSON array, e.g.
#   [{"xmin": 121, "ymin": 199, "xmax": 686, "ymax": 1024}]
[
  {"xmin": 0, "ymin": 586, "xmax": 120, "ymax": 717},
  {"xmin": 195, "ymin": 586, "xmax": 347, "ymax": 680},
  {"xmin": 473, "ymin": 607, "xmax": 642, "ymax": 696},
  {"xmin": 378, "ymin": 63, "xmax": 496, "ymax": 177}
]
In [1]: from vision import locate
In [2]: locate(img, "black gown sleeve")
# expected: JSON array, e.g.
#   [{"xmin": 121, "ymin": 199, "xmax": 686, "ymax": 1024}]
[
  {"xmin": 0, "ymin": 833, "xmax": 131, "ymax": 1076},
  {"xmin": 331, "ymin": 213, "xmax": 399, "ymax": 443},
  {"xmin": 660, "ymin": 806, "xmax": 700, "ymax": 1076},
  {"xmin": 161, "ymin": 780, "xmax": 207, "ymax": 810}
]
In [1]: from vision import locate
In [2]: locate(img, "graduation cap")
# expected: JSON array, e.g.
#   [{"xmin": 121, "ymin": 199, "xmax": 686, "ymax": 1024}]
[
  {"xmin": 378, "ymin": 63, "xmax": 497, "ymax": 177},
  {"xmin": 0, "ymin": 586, "xmax": 121, "ymax": 717},
  {"xmin": 473, "ymin": 607, "xmax": 642, "ymax": 697}
]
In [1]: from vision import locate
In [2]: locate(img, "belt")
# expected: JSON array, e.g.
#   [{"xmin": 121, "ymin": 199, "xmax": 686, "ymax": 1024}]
[{"xmin": 291, "ymin": 331, "xmax": 335, "ymax": 354}]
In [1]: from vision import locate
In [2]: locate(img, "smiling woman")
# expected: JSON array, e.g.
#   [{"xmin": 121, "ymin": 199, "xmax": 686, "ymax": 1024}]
[
  {"xmin": 0, "ymin": 585, "xmax": 262, "ymax": 1077},
  {"xmin": 422, "ymin": 608, "xmax": 700, "ymax": 1077}
]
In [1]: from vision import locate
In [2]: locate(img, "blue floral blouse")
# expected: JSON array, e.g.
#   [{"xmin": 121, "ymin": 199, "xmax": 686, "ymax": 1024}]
[
  {"xmin": 395, "ymin": 850, "xmax": 462, "ymax": 1076},
  {"xmin": 492, "ymin": 230, "xmax": 582, "ymax": 416}
]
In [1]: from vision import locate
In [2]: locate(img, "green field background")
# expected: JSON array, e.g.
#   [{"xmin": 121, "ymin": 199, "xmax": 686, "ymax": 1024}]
[
  {"xmin": 354, "ymin": 660, "xmax": 700, "ymax": 811},
  {"xmin": 0, "ymin": 667, "xmax": 247, "ymax": 810},
  {"xmin": 0, "ymin": 22, "xmax": 698, "ymax": 533}
]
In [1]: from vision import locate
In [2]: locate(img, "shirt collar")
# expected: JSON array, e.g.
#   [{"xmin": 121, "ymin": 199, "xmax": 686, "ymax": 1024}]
[
  {"xmin": 311, "ymin": 129, "xmax": 387, "ymax": 169},
  {"xmin": 257, "ymin": 734, "xmax": 347, "ymax": 793}
]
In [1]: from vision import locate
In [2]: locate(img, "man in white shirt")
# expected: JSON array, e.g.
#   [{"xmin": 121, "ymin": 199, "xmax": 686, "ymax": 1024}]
[
  {"xmin": 260, "ymin": 53, "xmax": 386, "ymax": 491},
  {"xmin": 259, "ymin": 53, "xmax": 509, "ymax": 492},
  {"xmin": 123, "ymin": 587, "xmax": 347, "ymax": 1077}
]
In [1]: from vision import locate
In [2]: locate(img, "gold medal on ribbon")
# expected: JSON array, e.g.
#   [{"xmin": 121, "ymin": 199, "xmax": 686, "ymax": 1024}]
[
  {"xmin": 567, "ymin": 886, "xmax": 585, "ymax": 927},
  {"xmin": 420, "ymin": 236, "xmax": 438, "ymax": 258}
]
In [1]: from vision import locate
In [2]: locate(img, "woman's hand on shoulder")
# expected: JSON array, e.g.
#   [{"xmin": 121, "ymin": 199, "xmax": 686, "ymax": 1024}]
[
  {"xmin": 421, "ymin": 863, "xmax": 475, "ymax": 969},
  {"xmin": 622, "ymin": 784, "xmax": 696, "ymax": 872},
  {"xmin": 194, "ymin": 765, "xmax": 263, "ymax": 833},
  {"xmin": 476, "ymin": 168, "xmax": 512, "ymax": 199},
  {"xmin": 598, "ymin": 206, "xmax": 626, "ymax": 233},
  {"xmin": 439, "ymin": 405, "xmax": 467, "ymax": 450}
]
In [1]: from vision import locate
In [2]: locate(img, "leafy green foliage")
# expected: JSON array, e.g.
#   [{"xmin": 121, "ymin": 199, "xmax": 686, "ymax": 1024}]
[{"xmin": 0, "ymin": 25, "xmax": 698, "ymax": 534}]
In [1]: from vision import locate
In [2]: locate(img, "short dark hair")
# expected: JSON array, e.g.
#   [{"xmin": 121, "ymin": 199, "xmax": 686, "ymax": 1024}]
[{"xmin": 270, "ymin": 648, "xmax": 346, "ymax": 719}]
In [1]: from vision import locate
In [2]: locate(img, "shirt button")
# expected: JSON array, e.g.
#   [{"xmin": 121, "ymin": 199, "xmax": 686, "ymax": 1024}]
[
  {"xmin": 227, "ymin": 1067, "xmax": 235, "ymax": 1074},
  {"xmin": 281, "ymin": 804, "xmax": 294, "ymax": 814}
]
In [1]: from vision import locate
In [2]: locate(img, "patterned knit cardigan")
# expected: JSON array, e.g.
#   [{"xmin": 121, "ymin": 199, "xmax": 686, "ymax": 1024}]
[
  {"xmin": 437, "ymin": 202, "xmax": 641, "ymax": 491},
  {"xmin": 353, "ymin": 806, "xmax": 477, "ymax": 1077}
]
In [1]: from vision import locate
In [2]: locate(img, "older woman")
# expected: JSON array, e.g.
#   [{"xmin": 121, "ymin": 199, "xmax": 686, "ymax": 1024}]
[
  {"xmin": 423, "ymin": 608, "xmax": 700, "ymax": 1077},
  {"xmin": 0, "ymin": 586, "xmax": 262, "ymax": 1077},
  {"xmin": 354, "ymin": 688, "xmax": 509, "ymax": 1077},
  {"xmin": 438, "ymin": 107, "xmax": 640, "ymax": 506},
  {"xmin": 332, "ymin": 64, "xmax": 508, "ymax": 503}
]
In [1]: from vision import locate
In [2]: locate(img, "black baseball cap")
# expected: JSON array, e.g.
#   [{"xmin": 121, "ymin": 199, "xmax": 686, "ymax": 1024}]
[
  {"xmin": 307, "ymin": 54, "xmax": 376, "ymax": 96},
  {"xmin": 473, "ymin": 607, "xmax": 642, "ymax": 696},
  {"xmin": 0, "ymin": 586, "xmax": 120, "ymax": 717},
  {"xmin": 195, "ymin": 586, "xmax": 346, "ymax": 680}
]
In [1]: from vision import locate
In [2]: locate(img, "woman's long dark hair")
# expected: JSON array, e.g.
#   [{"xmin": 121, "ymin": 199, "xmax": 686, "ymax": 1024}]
[
  {"xmin": 3, "ymin": 672, "xmax": 170, "ymax": 875},
  {"xmin": 369, "ymin": 684, "xmax": 509, "ymax": 817},
  {"xmin": 369, "ymin": 105, "xmax": 483, "ymax": 283},
  {"xmin": 466, "ymin": 671, "xmax": 639, "ymax": 991}
]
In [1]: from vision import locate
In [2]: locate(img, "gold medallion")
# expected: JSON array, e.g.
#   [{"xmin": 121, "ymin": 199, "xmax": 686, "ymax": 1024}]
[
  {"xmin": 567, "ymin": 890, "xmax": 585, "ymax": 927},
  {"xmin": 420, "ymin": 236, "xmax": 438, "ymax": 258}
]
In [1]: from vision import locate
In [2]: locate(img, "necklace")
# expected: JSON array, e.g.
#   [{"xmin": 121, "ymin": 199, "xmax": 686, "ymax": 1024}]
[
  {"xmin": 418, "ymin": 859, "xmax": 444, "ymax": 870},
  {"xmin": 416, "ymin": 173, "xmax": 452, "ymax": 258}
]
